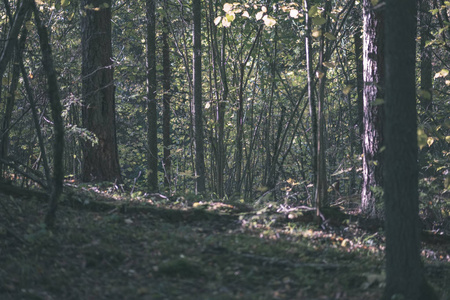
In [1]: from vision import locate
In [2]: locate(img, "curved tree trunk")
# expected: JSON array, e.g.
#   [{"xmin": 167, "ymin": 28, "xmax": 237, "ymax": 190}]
[{"xmin": 31, "ymin": 0, "xmax": 65, "ymax": 227}]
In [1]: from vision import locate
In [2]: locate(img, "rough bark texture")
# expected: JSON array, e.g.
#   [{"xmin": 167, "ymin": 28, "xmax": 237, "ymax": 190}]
[
  {"xmin": 193, "ymin": 0, "xmax": 206, "ymax": 193},
  {"xmin": 383, "ymin": 0, "xmax": 437, "ymax": 298},
  {"xmin": 146, "ymin": 0, "xmax": 158, "ymax": 192},
  {"xmin": 81, "ymin": 0, "xmax": 122, "ymax": 183},
  {"xmin": 162, "ymin": 16, "xmax": 172, "ymax": 189},
  {"xmin": 361, "ymin": 0, "xmax": 384, "ymax": 218}
]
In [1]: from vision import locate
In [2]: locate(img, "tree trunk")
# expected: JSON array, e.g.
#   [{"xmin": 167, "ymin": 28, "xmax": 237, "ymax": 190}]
[
  {"xmin": 162, "ymin": 13, "xmax": 172, "ymax": 190},
  {"xmin": 31, "ymin": 0, "xmax": 65, "ymax": 227},
  {"xmin": 146, "ymin": 0, "xmax": 158, "ymax": 192},
  {"xmin": 304, "ymin": 0, "xmax": 318, "ymax": 204},
  {"xmin": 354, "ymin": 27, "xmax": 364, "ymax": 149},
  {"xmin": 0, "ymin": 19, "xmax": 27, "ymax": 179},
  {"xmin": 419, "ymin": 0, "xmax": 433, "ymax": 113},
  {"xmin": 0, "ymin": 0, "xmax": 29, "ymax": 80},
  {"xmin": 81, "ymin": 0, "xmax": 122, "ymax": 183},
  {"xmin": 383, "ymin": 0, "xmax": 437, "ymax": 298},
  {"xmin": 361, "ymin": 0, "xmax": 384, "ymax": 218},
  {"xmin": 193, "ymin": 0, "xmax": 206, "ymax": 193}
]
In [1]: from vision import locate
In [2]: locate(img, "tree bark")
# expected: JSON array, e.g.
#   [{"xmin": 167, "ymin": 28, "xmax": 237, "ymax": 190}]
[
  {"xmin": 361, "ymin": 0, "xmax": 384, "ymax": 218},
  {"xmin": 162, "ymin": 13, "xmax": 172, "ymax": 190},
  {"xmin": 304, "ymin": 0, "xmax": 318, "ymax": 204},
  {"xmin": 146, "ymin": 0, "xmax": 158, "ymax": 192},
  {"xmin": 193, "ymin": 0, "xmax": 206, "ymax": 193},
  {"xmin": 0, "ymin": 0, "xmax": 29, "ymax": 80},
  {"xmin": 419, "ymin": 0, "xmax": 433, "ymax": 113},
  {"xmin": 31, "ymin": 0, "xmax": 65, "ymax": 227},
  {"xmin": 383, "ymin": 0, "xmax": 437, "ymax": 298},
  {"xmin": 81, "ymin": 0, "xmax": 122, "ymax": 183}
]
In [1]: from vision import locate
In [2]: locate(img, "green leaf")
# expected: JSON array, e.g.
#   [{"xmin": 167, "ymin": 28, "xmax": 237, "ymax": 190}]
[
  {"xmin": 324, "ymin": 32, "xmax": 336, "ymax": 40},
  {"xmin": 417, "ymin": 128, "xmax": 428, "ymax": 150},
  {"xmin": 322, "ymin": 61, "xmax": 335, "ymax": 68},
  {"xmin": 308, "ymin": 5, "xmax": 318, "ymax": 17},
  {"xmin": 371, "ymin": 98, "xmax": 384, "ymax": 106},
  {"xmin": 61, "ymin": 0, "xmax": 70, "ymax": 7},
  {"xmin": 312, "ymin": 17, "xmax": 326, "ymax": 26}
]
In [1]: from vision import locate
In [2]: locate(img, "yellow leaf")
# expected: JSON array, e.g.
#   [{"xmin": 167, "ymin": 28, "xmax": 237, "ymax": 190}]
[
  {"xmin": 427, "ymin": 137, "xmax": 434, "ymax": 147},
  {"xmin": 222, "ymin": 18, "xmax": 231, "ymax": 27},
  {"xmin": 434, "ymin": 69, "xmax": 449, "ymax": 79},
  {"xmin": 226, "ymin": 13, "xmax": 235, "ymax": 22},
  {"xmin": 312, "ymin": 29, "xmax": 322, "ymax": 38},
  {"xmin": 290, "ymin": 9, "xmax": 299, "ymax": 18},
  {"xmin": 263, "ymin": 15, "xmax": 276, "ymax": 27},
  {"xmin": 316, "ymin": 71, "xmax": 325, "ymax": 79},
  {"xmin": 445, "ymin": 136, "xmax": 450, "ymax": 143},
  {"xmin": 343, "ymin": 85, "xmax": 352, "ymax": 95},
  {"xmin": 61, "ymin": 0, "xmax": 70, "ymax": 7},
  {"xmin": 223, "ymin": 3, "xmax": 233, "ymax": 12},
  {"xmin": 256, "ymin": 11, "xmax": 264, "ymax": 20}
]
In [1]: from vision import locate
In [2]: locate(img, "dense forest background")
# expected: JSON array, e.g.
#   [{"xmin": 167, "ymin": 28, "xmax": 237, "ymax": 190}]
[
  {"xmin": 1, "ymin": 0, "xmax": 448, "ymax": 204},
  {"xmin": 0, "ymin": 0, "xmax": 449, "ymax": 299}
]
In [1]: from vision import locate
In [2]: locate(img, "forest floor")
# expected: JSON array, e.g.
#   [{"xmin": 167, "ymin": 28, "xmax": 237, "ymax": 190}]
[{"xmin": 0, "ymin": 183, "xmax": 449, "ymax": 300}]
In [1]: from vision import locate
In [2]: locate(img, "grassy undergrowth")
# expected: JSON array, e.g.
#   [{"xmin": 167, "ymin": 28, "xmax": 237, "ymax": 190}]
[{"xmin": 0, "ymin": 185, "xmax": 449, "ymax": 300}]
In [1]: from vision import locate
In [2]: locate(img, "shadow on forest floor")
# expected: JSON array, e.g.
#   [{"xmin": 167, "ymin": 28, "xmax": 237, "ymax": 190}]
[{"xmin": 0, "ymin": 183, "xmax": 449, "ymax": 300}]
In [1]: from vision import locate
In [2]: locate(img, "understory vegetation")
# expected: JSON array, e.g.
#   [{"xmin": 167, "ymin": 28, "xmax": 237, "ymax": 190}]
[{"xmin": 1, "ymin": 183, "xmax": 449, "ymax": 300}]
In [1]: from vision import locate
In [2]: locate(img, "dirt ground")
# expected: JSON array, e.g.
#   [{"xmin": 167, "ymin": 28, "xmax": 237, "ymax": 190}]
[{"xmin": 1, "ymin": 186, "xmax": 449, "ymax": 300}]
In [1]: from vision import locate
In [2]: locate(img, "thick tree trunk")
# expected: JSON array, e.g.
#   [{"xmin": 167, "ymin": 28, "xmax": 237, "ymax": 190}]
[
  {"xmin": 383, "ymin": 0, "xmax": 437, "ymax": 298},
  {"xmin": 354, "ymin": 28, "xmax": 364, "ymax": 148},
  {"xmin": 81, "ymin": 0, "xmax": 122, "ymax": 183},
  {"xmin": 193, "ymin": 0, "xmax": 206, "ymax": 193},
  {"xmin": 162, "ymin": 15, "xmax": 172, "ymax": 190},
  {"xmin": 146, "ymin": 0, "xmax": 158, "ymax": 192},
  {"xmin": 361, "ymin": 0, "xmax": 384, "ymax": 218}
]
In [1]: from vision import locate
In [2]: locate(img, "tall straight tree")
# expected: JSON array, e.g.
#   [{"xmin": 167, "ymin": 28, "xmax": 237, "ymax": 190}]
[
  {"xmin": 383, "ymin": 0, "xmax": 437, "ymax": 298},
  {"xmin": 146, "ymin": 0, "xmax": 158, "ymax": 192},
  {"xmin": 304, "ymin": 0, "xmax": 318, "ymax": 203},
  {"xmin": 81, "ymin": 0, "xmax": 122, "ymax": 183},
  {"xmin": 192, "ymin": 0, "xmax": 206, "ymax": 193},
  {"xmin": 162, "ymin": 11, "xmax": 172, "ymax": 190},
  {"xmin": 361, "ymin": 0, "xmax": 384, "ymax": 218}
]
